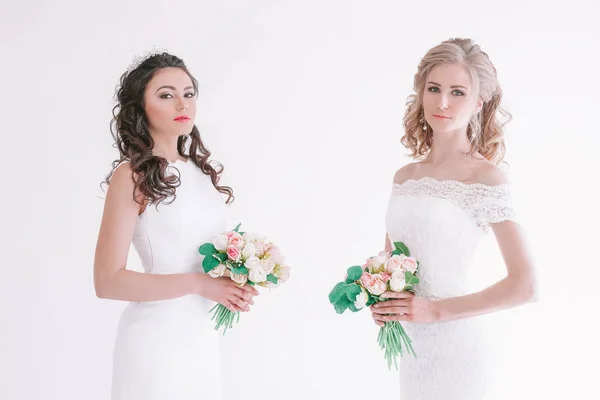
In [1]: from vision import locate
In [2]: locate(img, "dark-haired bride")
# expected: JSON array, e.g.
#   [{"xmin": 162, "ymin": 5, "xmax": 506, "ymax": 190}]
[{"xmin": 94, "ymin": 50, "xmax": 259, "ymax": 399}]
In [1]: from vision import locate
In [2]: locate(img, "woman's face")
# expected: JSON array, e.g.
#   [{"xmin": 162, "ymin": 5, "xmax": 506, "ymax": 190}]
[
  {"xmin": 143, "ymin": 67, "xmax": 197, "ymax": 138},
  {"xmin": 422, "ymin": 63, "xmax": 483, "ymax": 135}
]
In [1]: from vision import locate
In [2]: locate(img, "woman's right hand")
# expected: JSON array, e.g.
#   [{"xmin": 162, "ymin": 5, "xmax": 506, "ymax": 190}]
[{"xmin": 195, "ymin": 274, "xmax": 259, "ymax": 312}]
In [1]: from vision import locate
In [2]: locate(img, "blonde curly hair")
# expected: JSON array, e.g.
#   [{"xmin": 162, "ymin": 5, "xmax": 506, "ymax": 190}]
[{"xmin": 401, "ymin": 38, "xmax": 512, "ymax": 165}]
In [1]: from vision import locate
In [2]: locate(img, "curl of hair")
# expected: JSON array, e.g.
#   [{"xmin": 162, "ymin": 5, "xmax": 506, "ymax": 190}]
[
  {"xmin": 102, "ymin": 53, "xmax": 234, "ymax": 207},
  {"xmin": 401, "ymin": 38, "xmax": 512, "ymax": 165}
]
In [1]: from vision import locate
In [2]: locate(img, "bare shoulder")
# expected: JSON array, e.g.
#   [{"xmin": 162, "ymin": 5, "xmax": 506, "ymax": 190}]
[
  {"xmin": 392, "ymin": 162, "xmax": 420, "ymax": 185},
  {"xmin": 107, "ymin": 161, "xmax": 145, "ymax": 206},
  {"xmin": 473, "ymin": 161, "xmax": 511, "ymax": 186},
  {"xmin": 110, "ymin": 161, "xmax": 134, "ymax": 186}
]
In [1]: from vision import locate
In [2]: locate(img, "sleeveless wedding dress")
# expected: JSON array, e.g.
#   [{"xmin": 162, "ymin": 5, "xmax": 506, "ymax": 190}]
[{"xmin": 110, "ymin": 160, "xmax": 227, "ymax": 399}]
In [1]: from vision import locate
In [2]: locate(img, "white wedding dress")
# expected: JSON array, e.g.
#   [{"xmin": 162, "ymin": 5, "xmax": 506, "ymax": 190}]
[
  {"xmin": 385, "ymin": 177, "xmax": 517, "ymax": 400},
  {"xmin": 110, "ymin": 160, "xmax": 227, "ymax": 400}
]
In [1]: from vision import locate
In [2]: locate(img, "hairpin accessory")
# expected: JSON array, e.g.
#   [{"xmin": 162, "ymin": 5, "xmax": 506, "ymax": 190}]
[{"xmin": 126, "ymin": 46, "xmax": 169, "ymax": 74}]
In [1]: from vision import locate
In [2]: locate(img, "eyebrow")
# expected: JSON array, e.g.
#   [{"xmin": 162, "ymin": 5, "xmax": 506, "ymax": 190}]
[
  {"xmin": 426, "ymin": 81, "xmax": 468, "ymax": 90},
  {"xmin": 155, "ymin": 85, "xmax": 194, "ymax": 93}
]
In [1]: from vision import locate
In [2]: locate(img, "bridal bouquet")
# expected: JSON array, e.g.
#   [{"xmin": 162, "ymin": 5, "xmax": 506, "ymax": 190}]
[
  {"xmin": 198, "ymin": 223, "xmax": 291, "ymax": 334},
  {"xmin": 328, "ymin": 242, "xmax": 420, "ymax": 370}
]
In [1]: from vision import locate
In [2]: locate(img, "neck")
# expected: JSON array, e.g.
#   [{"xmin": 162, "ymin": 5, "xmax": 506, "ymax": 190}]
[
  {"xmin": 425, "ymin": 128, "xmax": 474, "ymax": 165},
  {"xmin": 149, "ymin": 132, "xmax": 182, "ymax": 162}
]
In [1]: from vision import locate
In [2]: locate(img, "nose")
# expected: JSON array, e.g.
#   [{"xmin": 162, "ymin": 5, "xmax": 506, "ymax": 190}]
[
  {"xmin": 177, "ymin": 102, "xmax": 188, "ymax": 111},
  {"xmin": 437, "ymin": 94, "xmax": 449, "ymax": 111}
]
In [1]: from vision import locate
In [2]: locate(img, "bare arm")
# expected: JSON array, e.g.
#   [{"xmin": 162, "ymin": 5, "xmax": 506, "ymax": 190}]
[
  {"xmin": 384, "ymin": 233, "xmax": 392, "ymax": 252},
  {"xmin": 93, "ymin": 163, "xmax": 257, "ymax": 307},
  {"xmin": 436, "ymin": 220, "xmax": 538, "ymax": 321},
  {"xmin": 94, "ymin": 163, "xmax": 202, "ymax": 301}
]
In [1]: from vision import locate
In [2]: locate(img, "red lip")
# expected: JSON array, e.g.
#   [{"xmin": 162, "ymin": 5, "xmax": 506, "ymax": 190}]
[
  {"xmin": 433, "ymin": 114, "xmax": 450, "ymax": 120},
  {"xmin": 174, "ymin": 115, "xmax": 190, "ymax": 122}
]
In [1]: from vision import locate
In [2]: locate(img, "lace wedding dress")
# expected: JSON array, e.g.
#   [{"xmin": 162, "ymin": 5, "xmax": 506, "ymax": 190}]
[{"xmin": 385, "ymin": 177, "xmax": 517, "ymax": 400}]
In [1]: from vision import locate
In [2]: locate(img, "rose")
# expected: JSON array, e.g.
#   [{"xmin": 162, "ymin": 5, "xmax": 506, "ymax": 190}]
[
  {"xmin": 245, "ymin": 256, "xmax": 267, "ymax": 282},
  {"xmin": 242, "ymin": 243, "xmax": 257, "ymax": 260},
  {"xmin": 360, "ymin": 272, "xmax": 387, "ymax": 296},
  {"xmin": 241, "ymin": 232, "xmax": 264, "ymax": 243},
  {"xmin": 402, "ymin": 257, "xmax": 418, "ymax": 273},
  {"xmin": 226, "ymin": 245, "xmax": 241, "ymax": 262},
  {"xmin": 228, "ymin": 232, "xmax": 244, "ymax": 249},
  {"xmin": 249, "ymin": 265, "xmax": 267, "ymax": 283},
  {"xmin": 274, "ymin": 265, "xmax": 291, "ymax": 283},
  {"xmin": 245, "ymin": 256, "xmax": 261, "ymax": 271},
  {"xmin": 380, "ymin": 271, "xmax": 391, "ymax": 283},
  {"xmin": 260, "ymin": 258, "xmax": 276, "ymax": 275},
  {"xmin": 354, "ymin": 288, "xmax": 369, "ymax": 309},
  {"xmin": 212, "ymin": 234, "xmax": 229, "ymax": 252},
  {"xmin": 254, "ymin": 241, "xmax": 267, "ymax": 257},
  {"xmin": 231, "ymin": 272, "xmax": 248, "ymax": 285},
  {"xmin": 265, "ymin": 246, "xmax": 285, "ymax": 264},
  {"xmin": 386, "ymin": 254, "xmax": 406, "ymax": 273},
  {"xmin": 365, "ymin": 255, "xmax": 386, "ymax": 274},
  {"xmin": 208, "ymin": 263, "xmax": 226, "ymax": 278},
  {"xmin": 389, "ymin": 269, "xmax": 407, "ymax": 292}
]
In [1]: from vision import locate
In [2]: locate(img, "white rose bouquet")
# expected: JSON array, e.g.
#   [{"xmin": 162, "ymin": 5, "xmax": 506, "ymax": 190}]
[
  {"xmin": 199, "ymin": 223, "xmax": 291, "ymax": 334},
  {"xmin": 328, "ymin": 241, "xmax": 420, "ymax": 370}
]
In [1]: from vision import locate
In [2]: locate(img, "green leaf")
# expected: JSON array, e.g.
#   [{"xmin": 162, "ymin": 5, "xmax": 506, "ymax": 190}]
[
  {"xmin": 391, "ymin": 249, "xmax": 401, "ymax": 256},
  {"xmin": 345, "ymin": 276, "xmax": 355, "ymax": 284},
  {"xmin": 199, "ymin": 243, "xmax": 216, "ymax": 256},
  {"xmin": 231, "ymin": 266, "xmax": 249, "ymax": 275},
  {"xmin": 394, "ymin": 242, "xmax": 410, "ymax": 256},
  {"xmin": 233, "ymin": 223, "xmax": 242, "ymax": 232},
  {"xmin": 246, "ymin": 280, "xmax": 255, "ymax": 286},
  {"xmin": 334, "ymin": 294, "xmax": 353, "ymax": 314},
  {"xmin": 328, "ymin": 282, "xmax": 348, "ymax": 304},
  {"xmin": 216, "ymin": 252, "xmax": 228, "ymax": 262},
  {"xmin": 266, "ymin": 274, "xmax": 279, "ymax": 284},
  {"xmin": 346, "ymin": 265, "xmax": 363, "ymax": 281},
  {"xmin": 202, "ymin": 256, "xmax": 221, "ymax": 273},
  {"xmin": 366, "ymin": 296, "xmax": 377, "ymax": 307},
  {"xmin": 405, "ymin": 271, "xmax": 419, "ymax": 285},
  {"xmin": 348, "ymin": 303, "xmax": 361, "ymax": 312},
  {"xmin": 345, "ymin": 283, "xmax": 362, "ymax": 302}
]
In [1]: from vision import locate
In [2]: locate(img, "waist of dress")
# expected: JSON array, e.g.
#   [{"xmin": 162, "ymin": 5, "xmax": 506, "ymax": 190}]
[{"xmin": 122, "ymin": 294, "xmax": 215, "ymax": 319}]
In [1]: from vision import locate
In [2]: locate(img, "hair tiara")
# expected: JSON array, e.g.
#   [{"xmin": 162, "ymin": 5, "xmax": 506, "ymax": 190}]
[{"xmin": 125, "ymin": 46, "xmax": 169, "ymax": 74}]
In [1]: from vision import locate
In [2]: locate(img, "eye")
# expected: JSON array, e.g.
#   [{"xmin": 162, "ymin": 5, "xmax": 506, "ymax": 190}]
[
  {"xmin": 184, "ymin": 92, "xmax": 195, "ymax": 98},
  {"xmin": 452, "ymin": 89, "xmax": 465, "ymax": 96},
  {"xmin": 159, "ymin": 93, "xmax": 173, "ymax": 99},
  {"xmin": 427, "ymin": 86, "xmax": 440, "ymax": 93}
]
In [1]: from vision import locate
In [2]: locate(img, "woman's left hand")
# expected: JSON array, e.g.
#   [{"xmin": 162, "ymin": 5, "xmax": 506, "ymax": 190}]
[{"xmin": 370, "ymin": 291, "xmax": 441, "ymax": 325}]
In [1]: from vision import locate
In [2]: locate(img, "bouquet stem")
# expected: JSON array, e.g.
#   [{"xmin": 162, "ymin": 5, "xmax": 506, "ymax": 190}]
[
  {"xmin": 209, "ymin": 303, "xmax": 240, "ymax": 335},
  {"xmin": 377, "ymin": 321, "xmax": 416, "ymax": 370}
]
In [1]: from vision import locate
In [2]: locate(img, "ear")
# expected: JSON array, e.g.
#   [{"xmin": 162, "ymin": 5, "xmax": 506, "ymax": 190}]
[{"xmin": 474, "ymin": 97, "xmax": 484, "ymax": 114}]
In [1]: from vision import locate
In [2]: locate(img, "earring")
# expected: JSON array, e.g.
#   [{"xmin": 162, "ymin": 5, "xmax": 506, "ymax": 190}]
[{"xmin": 420, "ymin": 118, "xmax": 427, "ymax": 131}]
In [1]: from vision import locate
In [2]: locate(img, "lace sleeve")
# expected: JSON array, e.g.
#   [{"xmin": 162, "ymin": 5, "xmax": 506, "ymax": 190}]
[{"xmin": 475, "ymin": 184, "xmax": 518, "ymax": 226}]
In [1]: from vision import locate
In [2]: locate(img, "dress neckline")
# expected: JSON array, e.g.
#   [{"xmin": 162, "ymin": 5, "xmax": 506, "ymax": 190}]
[{"xmin": 393, "ymin": 176, "xmax": 509, "ymax": 190}]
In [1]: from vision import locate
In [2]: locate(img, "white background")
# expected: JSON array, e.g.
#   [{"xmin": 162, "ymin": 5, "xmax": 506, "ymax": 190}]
[{"xmin": 1, "ymin": 0, "xmax": 598, "ymax": 399}]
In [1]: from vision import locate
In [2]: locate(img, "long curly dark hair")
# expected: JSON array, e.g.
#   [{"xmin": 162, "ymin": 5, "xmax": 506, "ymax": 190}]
[{"xmin": 103, "ymin": 52, "xmax": 234, "ymax": 207}]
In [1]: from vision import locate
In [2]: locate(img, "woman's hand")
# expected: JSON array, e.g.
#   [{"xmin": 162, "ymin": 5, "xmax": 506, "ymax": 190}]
[
  {"xmin": 370, "ymin": 291, "xmax": 441, "ymax": 326},
  {"xmin": 195, "ymin": 274, "xmax": 259, "ymax": 312}
]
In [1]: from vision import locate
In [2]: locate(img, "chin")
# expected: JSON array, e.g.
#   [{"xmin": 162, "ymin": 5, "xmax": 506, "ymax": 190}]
[{"xmin": 429, "ymin": 123, "xmax": 457, "ymax": 135}]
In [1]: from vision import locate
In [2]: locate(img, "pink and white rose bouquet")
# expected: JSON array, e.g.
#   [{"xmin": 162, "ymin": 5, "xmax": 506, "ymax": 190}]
[
  {"xmin": 199, "ymin": 223, "xmax": 291, "ymax": 334},
  {"xmin": 328, "ymin": 241, "xmax": 420, "ymax": 370}
]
